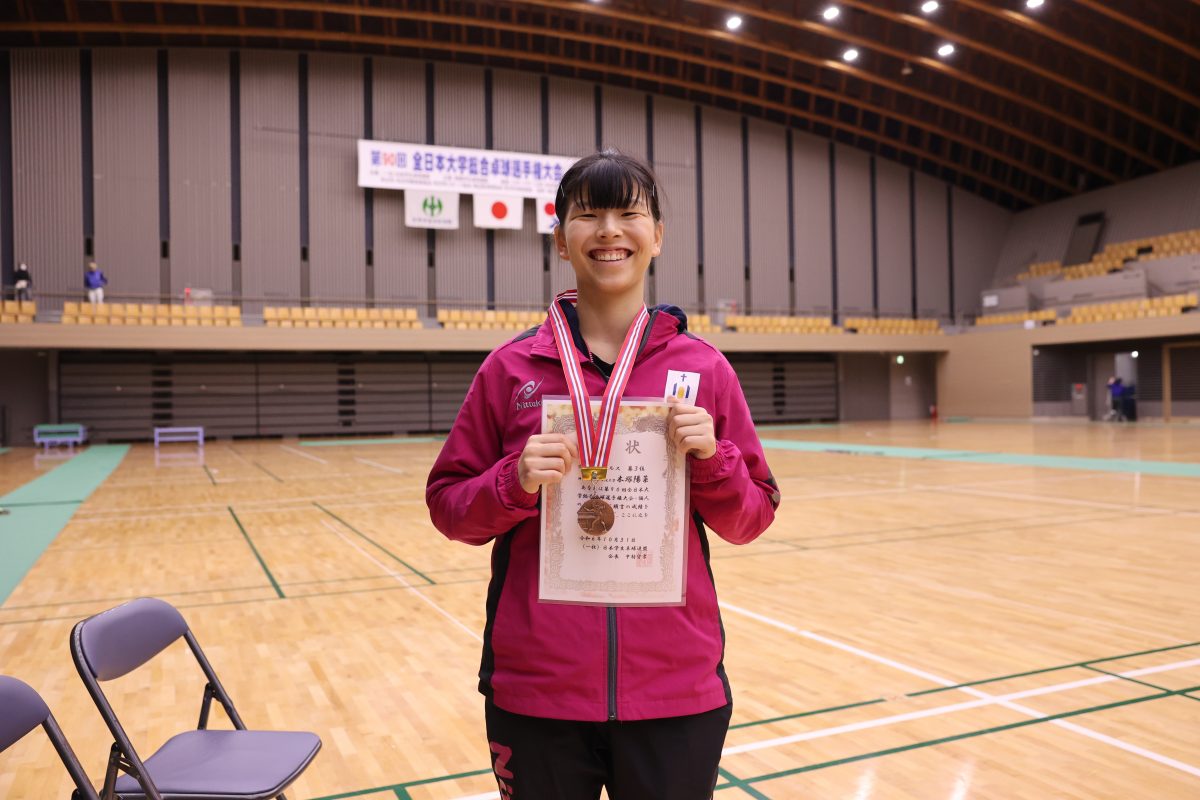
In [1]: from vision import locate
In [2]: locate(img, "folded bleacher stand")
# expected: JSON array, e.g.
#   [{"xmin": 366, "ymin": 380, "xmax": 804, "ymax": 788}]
[
  {"xmin": 70, "ymin": 597, "xmax": 321, "ymax": 800},
  {"xmin": 0, "ymin": 675, "xmax": 100, "ymax": 800}
]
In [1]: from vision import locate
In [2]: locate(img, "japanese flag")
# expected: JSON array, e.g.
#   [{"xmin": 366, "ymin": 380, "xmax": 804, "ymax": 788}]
[
  {"xmin": 473, "ymin": 194, "xmax": 525, "ymax": 230},
  {"xmin": 536, "ymin": 196, "xmax": 559, "ymax": 234}
]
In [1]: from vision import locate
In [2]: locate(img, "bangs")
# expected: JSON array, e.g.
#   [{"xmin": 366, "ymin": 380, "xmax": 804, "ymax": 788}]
[{"xmin": 555, "ymin": 150, "xmax": 662, "ymax": 222}]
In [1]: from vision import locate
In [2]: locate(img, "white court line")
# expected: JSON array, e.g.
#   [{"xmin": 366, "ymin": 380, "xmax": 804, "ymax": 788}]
[
  {"xmin": 355, "ymin": 457, "xmax": 407, "ymax": 475},
  {"xmin": 280, "ymin": 444, "xmax": 328, "ymax": 464},
  {"xmin": 719, "ymin": 602, "xmax": 1200, "ymax": 777},
  {"xmin": 318, "ymin": 518, "xmax": 480, "ymax": 642}
]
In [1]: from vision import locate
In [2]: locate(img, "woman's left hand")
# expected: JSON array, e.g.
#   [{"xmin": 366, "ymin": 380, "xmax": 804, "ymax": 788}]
[{"xmin": 667, "ymin": 398, "xmax": 717, "ymax": 460}]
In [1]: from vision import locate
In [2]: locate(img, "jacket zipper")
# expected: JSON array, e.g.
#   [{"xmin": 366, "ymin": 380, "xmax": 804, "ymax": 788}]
[
  {"xmin": 607, "ymin": 606, "xmax": 618, "ymax": 721},
  {"xmin": 584, "ymin": 309, "xmax": 660, "ymax": 723}
]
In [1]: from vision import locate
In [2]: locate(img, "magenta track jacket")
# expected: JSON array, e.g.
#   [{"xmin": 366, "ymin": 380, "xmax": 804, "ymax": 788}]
[{"xmin": 426, "ymin": 304, "xmax": 780, "ymax": 722}]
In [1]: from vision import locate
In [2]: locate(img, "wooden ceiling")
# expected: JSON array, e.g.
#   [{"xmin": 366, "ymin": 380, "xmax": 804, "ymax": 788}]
[{"xmin": 3, "ymin": 0, "xmax": 1197, "ymax": 210}]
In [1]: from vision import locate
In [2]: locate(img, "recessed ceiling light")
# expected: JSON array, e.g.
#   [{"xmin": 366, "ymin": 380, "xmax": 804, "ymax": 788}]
[
  {"xmin": 726, "ymin": 15, "xmax": 743, "ymax": 31},
  {"xmin": 822, "ymin": 6, "xmax": 841, "ymax": 21},
  {"xmin": 1026, "ymin": 0, "xmax": 1045, "ymax": 9},
  {"xmin": 920, "ymin": 1, "xmax": 939, "ymax": 13},
  {"xmin": 937, "ymin": 43, "xmax": 956, "ymax": 57},
  {"xmin": 842, "ymin": 48, "xmax": 859, "ymax": 62}
]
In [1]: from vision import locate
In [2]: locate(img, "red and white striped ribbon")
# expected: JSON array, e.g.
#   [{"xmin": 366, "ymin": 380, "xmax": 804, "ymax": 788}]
[{"xmin": 547, "ymin": 289, "xmax": 650, "ymax": 480}]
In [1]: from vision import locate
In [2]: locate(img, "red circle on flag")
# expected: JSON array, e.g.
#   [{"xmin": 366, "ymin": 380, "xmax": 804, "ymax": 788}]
[
  {"xmin": 491, "ymin": 201, "xmax": 508, "ymax": 219},
  {"xmin": 544, "ymin": 202, "xmax": 556, "ymax": 216}
]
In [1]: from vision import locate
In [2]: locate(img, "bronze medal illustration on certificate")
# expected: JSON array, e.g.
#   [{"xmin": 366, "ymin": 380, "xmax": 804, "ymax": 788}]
[{"xmin": 539, "ymin": 397, "xmax": 688, "ymax": 606}]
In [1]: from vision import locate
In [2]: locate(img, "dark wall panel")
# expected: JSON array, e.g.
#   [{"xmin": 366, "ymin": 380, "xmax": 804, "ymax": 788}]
[
  {"xmin": 492, "ymin": 69, "xmax": 544, "ymax": 311},
  {"xmin": 92, "ymin": 49, "xmax": 159, "ymax": 299},
  {"xmin": 747, "ymin": 120, "xmax": 789, "ymax": 315},
  {"xmin": 308, "ymin": 54, "xmax": 365, "ymax": 303},
  {"xmin": 547, "ymin": 77, "xmax": 595, "ymax": 300},
  {"xmin": 371, "ymin": 57, "xmax": 426, "ymax": 306},
  {"xmin": 700, "ymin": 108, "xmax": 744, "ymax": 311},
  {"xmin": 875, "ymin": 159, "xmax": 912, "ymax": 317},
  {"xmin": 168, "ymin": 50, "xmax": 232, "ymax": 297},
  {"xmin": 791, "ymin": 132, "xmax": 832, "ymax": 315},
  {"xmin": 12, "ymin": 50, "xmax": 84, "ymax": 308},
  {"xmin": 914, "ymin": 173, "xmax": 950, "ymax": 319},
  {"xmin": 240, "ymin": 51, "xmax": 300, "ymax": 309},
  {"xmin": 834, "ymin": 144, "xmax": 873, "ymax": 317},
  {"xmin": 433, "ymin": 63, "xmax": 486, "ymax": 307},
  {"xmin": 651, "ymin": 98, "xmax": 698, "ymax": 313}
]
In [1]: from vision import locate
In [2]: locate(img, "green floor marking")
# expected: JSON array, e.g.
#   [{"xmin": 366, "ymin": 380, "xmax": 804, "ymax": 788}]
[
  {"xmin": 203, "ymin": 465, "xmax": 218, "ymax": 485},
  {"xmin": 0, "ymin": 447, "xmax": 10, "ymax": 455},
  {"xmin": 306, "ymin": 767, "xmax": 493, "ymax": 800},
  {"xmin": 729, "ymin": 697, "xmax": 887, "ymax": 730},
  {"xmin": 1081, "ymin": 664, "xmax": 1178, "ymax": 695},
  {"xmin": 738, "ymin": 686, "xmax": 1199, "ymax": 786},
  {"xmin": 0, "ymin": 445, "xmax": 129, "ymax": 604},
  {"xmin": 226, "ymin": 507, "xmax": 285, "ymax": 599},
  {"xmin": 254, "ymin": 461, "xmax": 285, "ymax": 482},
  {"xmin": 315, "ymin": 502, "xmax": 435, "ymax": 585},
  {"xmin": 300, "ymin": 436, "xmax": 445, "ymax": 447},
  {"xmin": 907, "ymin": 640, "xmax": 1200, "ymax": 698},
  {"xmin": 717, "ymin": 767, "xmax": 773, "ymax": 798},
  {"xmin": 759, "ymin": 439, "xmax": 1200, "ymax": 477}
]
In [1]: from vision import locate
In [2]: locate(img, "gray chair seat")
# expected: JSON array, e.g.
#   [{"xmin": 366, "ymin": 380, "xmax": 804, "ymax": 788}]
[{"xmin": 113, "ymin": 730, "xmax": 320, "ymax": 799}]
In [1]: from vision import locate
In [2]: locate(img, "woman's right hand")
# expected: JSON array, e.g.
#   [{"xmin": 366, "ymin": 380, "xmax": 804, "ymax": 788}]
[{"xmin": 517, "ymin": 433, "xmax": 578, "ymax": 493}]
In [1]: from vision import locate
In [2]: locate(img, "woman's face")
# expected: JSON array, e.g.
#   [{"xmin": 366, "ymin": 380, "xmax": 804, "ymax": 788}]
[{"xmin": 554, "ymin": 193, "xmax": 663, "ymax": 297}]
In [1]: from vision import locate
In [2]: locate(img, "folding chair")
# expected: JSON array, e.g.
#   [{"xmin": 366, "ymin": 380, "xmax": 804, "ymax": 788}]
[
  {"xmin": 71, "ymin": 597, "xmax": 321, "ymax": 800},
  {"xmin": 0, "ymin": 675, "xmax": 100, "ymax": 800}
]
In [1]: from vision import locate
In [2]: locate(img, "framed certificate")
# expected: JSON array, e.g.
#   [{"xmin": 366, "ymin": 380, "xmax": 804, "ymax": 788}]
[{"xmin": 539, "ymin": 397, "xmax": 688, "ymax": 606}]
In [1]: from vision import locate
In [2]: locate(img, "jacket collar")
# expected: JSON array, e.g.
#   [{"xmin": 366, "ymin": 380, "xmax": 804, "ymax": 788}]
[{"xmin": 529, "ymin": 301, "xmax": 687, "ymax": 364}]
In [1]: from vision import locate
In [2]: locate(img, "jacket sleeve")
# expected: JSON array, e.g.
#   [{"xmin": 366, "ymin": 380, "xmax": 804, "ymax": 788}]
[
  {"xmin": 688, "ymin": 355, "xmax": 780, "ymax": 545},
  {"xmin": 426, "ymin": 353, "xmax": 540, "ymax": 545}
]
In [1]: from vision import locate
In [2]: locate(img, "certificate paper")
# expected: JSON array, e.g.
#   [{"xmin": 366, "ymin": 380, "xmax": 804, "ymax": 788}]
[{"xmin": 539, "ymin": 397, "xmax": 688, "ymax": 606}]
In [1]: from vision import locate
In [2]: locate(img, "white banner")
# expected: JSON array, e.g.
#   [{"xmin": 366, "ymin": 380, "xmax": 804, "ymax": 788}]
[
  {"xmin": 535, "ymin": 196, "xmax": 559, "ymax": 234},
  {"xmin": 404, "ymin": 190, "xmax": 460, "ymax": 230},
  {"xmin": 359, "ymin": 140, "xmax": 577, "ymax": 198},
  {"xmin": 474, "ymin": 194, "xmax": 525, "ymax": 230}
]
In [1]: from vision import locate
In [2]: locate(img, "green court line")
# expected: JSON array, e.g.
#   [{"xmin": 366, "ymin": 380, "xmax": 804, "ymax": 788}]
[
  {"xmin": 314, "ymin": 502, "xmax": 435, "ymax": 585},
  {"xmin": 729, "ymin": 697, "xmax": 887, "ymax": 730},
  {"xmin": 1081, "ymin": 664, "xmax": 1178, "ymax": 695},
  {"xmin": 907, "ymin": 640, "xmax": 1200, "ymax": 698},
  {"xmin": 0, "ymin": 447, "xmax": 10, "ymax": 455},
  {"xmin": 226, "ymin": 506, "xmax": 285, "ymax": 599},
  {"xmin": 203, "ymin": 465, "xmax": 218, "ymax": 485},
  {"xmin": 759, "ymin": 438, "xmax": 1200, "ymax": 477},
  {"xmin": 737, "ymin": 686, "xmax": 1200, "ymax": 786},
  {"xmin": 0, "ymin": 445, "xmax": 129, "ymax": 604},
  {"xmin": 254, "ymin": 461, "xmax": 285, "ymax": 482},
  {"xmin": 300, "ymin": 436, "xmax": 445, "ymax": 447},
  {"xmin": 717, "ymin": 766, "xmax": 773, "ymax": 798}
]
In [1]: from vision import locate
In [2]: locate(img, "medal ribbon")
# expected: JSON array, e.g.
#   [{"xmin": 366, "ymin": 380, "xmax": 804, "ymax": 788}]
[{"xmin": 547, "ymin": 289, "xmax": 651, "ymax": 480}]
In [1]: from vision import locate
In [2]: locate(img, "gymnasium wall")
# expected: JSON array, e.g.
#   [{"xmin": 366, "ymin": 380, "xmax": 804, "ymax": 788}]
[
  {"xmin": 4, "ymin": 48, "xmax": 1008, "ymax": 321},
  {"xmin": 993, "ymin": 160, "xmax": 1200, "ymax": 284}
]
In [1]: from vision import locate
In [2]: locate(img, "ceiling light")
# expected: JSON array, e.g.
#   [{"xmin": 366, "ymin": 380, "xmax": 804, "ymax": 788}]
[
  {"xmin": 726, "ymin": 14, "xmax": 743, "ymax": 30},
  {"xmin": 822, "ymin": 6, "xmax": 841, "ymax": 21},
  {"xmin": 1026, "ymin": 0, "xmax": 1045, "ymax": 8},
  {"xmin": 921, "ymin": 1, "xmax": 939, "ymax": 13},
  {"xmin": 937, "ymin": 43, "xmax": 956, "ymax": 57},
  {"xmin": 1131, "ymin": 350, "xmax": 1139, "ymax": 359},
  {"xmin": 896, "ymin": 355, "xmax": 906, "ymax": 365},
  {"xmin": 842, "ymin": 48, "xmax": 859, "ymax": 62}
]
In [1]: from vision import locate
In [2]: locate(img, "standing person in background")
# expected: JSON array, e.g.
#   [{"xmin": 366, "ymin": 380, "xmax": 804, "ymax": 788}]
[
  {"xmin": 1106, "ymin": 376, "xmax": 1124, "ymax": 421},
  {"xmin": 13, "ymin": 262, "xmax": 32, "ymax": 302},
  {"xmin": 85, "ymin": 261, "xmax": 108, "ymax": 305}
]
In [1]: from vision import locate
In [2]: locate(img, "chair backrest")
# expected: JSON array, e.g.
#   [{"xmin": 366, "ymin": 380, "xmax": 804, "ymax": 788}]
[
  {"xmin": 0, "ymin": 675, "xmax": 100, "ymax": 800},
  {"xmin": 0, "ymin": 676, "xmax": 49, "ymax": 752},
  {"xmin": 76, "ymin": 597, "xmax": 190, "ymax": 680}
]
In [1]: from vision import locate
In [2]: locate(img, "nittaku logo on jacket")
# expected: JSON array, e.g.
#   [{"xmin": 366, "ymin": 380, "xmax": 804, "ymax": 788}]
[
  {"xmin": 422, "ymin": 196, "xmax": 444, "ymax": 216},
  {"xmin": 515, "ymin": 378, "xmax": 543, "ymax": 410}
]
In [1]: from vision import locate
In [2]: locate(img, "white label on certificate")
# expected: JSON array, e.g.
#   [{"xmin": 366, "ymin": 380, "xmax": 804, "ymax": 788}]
[{"xmin": 539, "ymin": 397, "xmax": 688, "ymax": 607}]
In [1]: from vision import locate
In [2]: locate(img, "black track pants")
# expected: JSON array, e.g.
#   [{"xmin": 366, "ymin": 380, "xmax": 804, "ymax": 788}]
[{"xmin": 485, "ymin": 700, "xmax": 733, "ymax": 800}]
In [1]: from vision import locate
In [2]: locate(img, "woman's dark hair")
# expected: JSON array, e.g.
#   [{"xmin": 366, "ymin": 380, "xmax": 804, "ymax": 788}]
[{"xmin": 554, "ymin": 149, "xmax": 663, "ymax": 224}]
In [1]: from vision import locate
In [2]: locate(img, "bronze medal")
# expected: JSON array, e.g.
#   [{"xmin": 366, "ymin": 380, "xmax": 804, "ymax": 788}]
[{"xmin": 577, "ymin": 497, "xmax": 615, "ymax": 536}]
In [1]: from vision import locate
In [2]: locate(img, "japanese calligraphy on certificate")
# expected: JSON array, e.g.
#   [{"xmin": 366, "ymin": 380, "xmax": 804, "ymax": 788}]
[{"xmin": 539, "ymin": 397, "xmax": 688, "ymax": 606}]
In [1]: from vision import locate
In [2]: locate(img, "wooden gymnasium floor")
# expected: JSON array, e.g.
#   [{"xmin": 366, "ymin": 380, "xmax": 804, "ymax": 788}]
[{"xmin": 1, "ymin": 421, "xmax": 1198, "ymax": 799}]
